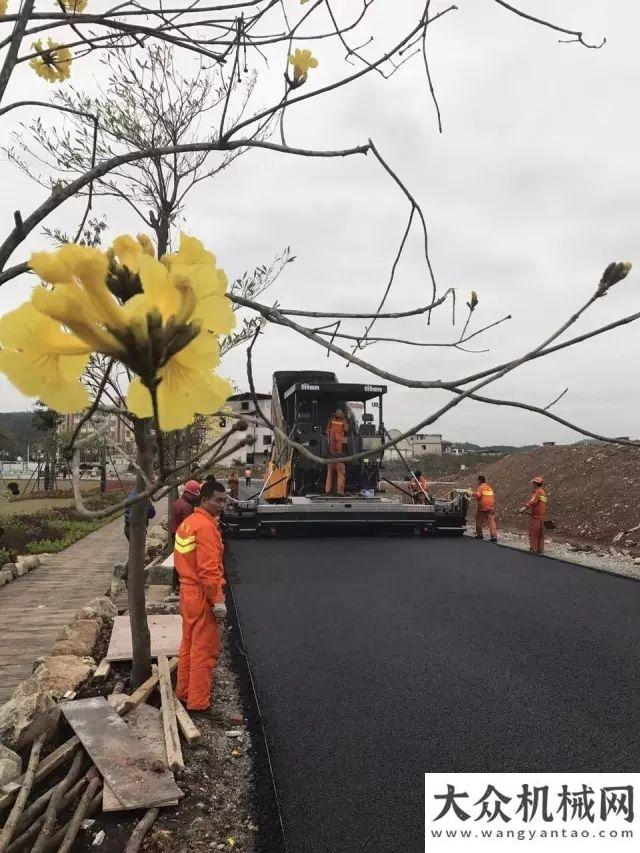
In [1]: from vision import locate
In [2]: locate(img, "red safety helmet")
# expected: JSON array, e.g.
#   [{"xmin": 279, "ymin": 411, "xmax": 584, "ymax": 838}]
[{"xmin": 183, "ymin": 479, "xmax": 201, "ymax": 497}]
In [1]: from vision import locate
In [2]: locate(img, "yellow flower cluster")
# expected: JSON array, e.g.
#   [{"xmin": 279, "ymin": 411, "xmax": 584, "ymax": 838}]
[
  {"xmin": 30, "ymin": 38, "xmax": 72, "ymax": 83},
  {"xmin": 288, "ymin": 48, "xmax": 318, "ymax": 85},
  {"xmin": 0, "ymin": 234, "xmax": 235, "ymax": 431},
  {"xmin": 61, "ymin": 0, "xmax": 88, "ymax": 10}
]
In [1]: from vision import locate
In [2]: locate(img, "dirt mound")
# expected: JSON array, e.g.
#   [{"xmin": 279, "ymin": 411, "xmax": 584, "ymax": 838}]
[{"xmin": 479, "ymin": 444, "xmax": 640, "ymax": 549}]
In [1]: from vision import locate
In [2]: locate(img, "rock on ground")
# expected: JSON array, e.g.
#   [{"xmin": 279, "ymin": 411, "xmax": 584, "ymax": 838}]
[
  {"xmin": 0, "ymin": 689, "xmax": 60, "ymax": 749},
  {"xmin": 51, "ymin": 619, "xmax": 101, "ymax": 657},
  {"xmin": 13, "ymin": 655, "xmax": 96, "ymax": 701},
  {"xmin": 85, "ymin": 596, "xmax": 118, "ymax": 621},
  {"xmin": 0, "ymin": 742, "xmax": 21, "ymax": 786}
]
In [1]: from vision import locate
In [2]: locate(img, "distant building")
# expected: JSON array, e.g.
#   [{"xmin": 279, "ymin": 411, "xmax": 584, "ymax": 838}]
[
  {"xmin": 387, "ymin": 432, "xmax": 443, "ymax": 458},
  {"xmin": 214, "ymin": 392, "xmax": 273, "ymax": 468},
  {"xmin": 408, "ymin": 433, "xmax": 443, "ymax": 457},
  {"xmin": 59, "ymin": 410, "xmax": 135, "ymax": 462},
  {"xmin": 443, "ymin": 441, "xmax": 463, "ymax": 456},
  {"xmin": 386, "ymin": 429, "xmax": 412, "ymax": 458}
]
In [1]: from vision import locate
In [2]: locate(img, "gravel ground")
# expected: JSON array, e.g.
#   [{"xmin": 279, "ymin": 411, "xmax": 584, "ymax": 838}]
[{"xmin": 481, "ymin": 525, "xmax": 640, "ymax": 580}]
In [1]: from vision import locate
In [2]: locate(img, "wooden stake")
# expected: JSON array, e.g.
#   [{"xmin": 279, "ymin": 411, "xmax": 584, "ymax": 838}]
[
  {"xmin": 173, "ymin": 694, "xmax": 201, "ymax": 745},
  {"xmin": 31, "ymin": 751, "xmax": 83, "ymax": 853},
  {"xmin": 45, "ymin": 790, "xmax": 102, "ymax": 851},
  {"xmin": 0, "ymin": 738, "xmax": 81, "ymax": 812},
  {"xmin": 124, "ymin": 807, "xmax": 160, "ymax": 853},
  {"xmin": 93, "ymin": 659, "xmax": 111, "ymax": 679},
  {"xmin": 7, "ymin": 778, "xmax": 87, "ymax": 853},
  {"xmin": 111, "ymin": 657, "xmax": 178, "ymax": 716},
  {"xmin": 157, "ymin": 655, "xmax": 183, "ymax": 771},
  {"xmin": 0, "ymin": 733, "xmax": 46, "ymax": 852},
  {"xmin": 56, "ymin": 777, "xmax": 102, "ymax": 853}
]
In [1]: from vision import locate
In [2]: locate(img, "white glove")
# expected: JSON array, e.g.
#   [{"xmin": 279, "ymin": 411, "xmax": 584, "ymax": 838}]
[{"xmin": 213, "ymin": 601, "xmax": 227, "ymax": 620}]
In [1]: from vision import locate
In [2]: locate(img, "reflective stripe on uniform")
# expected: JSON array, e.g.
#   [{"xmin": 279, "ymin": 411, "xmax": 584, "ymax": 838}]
[{"xmin": 175, "ymin": 533, "xmax": 196, "ymax": 554}]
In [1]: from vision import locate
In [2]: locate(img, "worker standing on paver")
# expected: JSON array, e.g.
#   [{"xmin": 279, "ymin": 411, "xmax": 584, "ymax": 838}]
[
  {"xmin": 409, "ymin": 470, "xmax": 429, "ymax": 505},
  {"xmin": 174, "ymin": 480, "xmax": 228, "ymax": 714},
  {"xmin": 475, "ymin": 475, "xmax": 498, "ymax": 542},
  {"xmin": 325, "ymin": 408, "xmax": 349, "ymax": 496},
  {"xmin": 520, "ymin": 475, "xmax": 548, "ymax": 554}
]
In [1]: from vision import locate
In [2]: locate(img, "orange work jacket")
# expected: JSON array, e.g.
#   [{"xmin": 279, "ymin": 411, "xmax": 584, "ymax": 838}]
[
  {"xmin": 410, "ymin": 476, "xmax": 428, "ymax": 496},
  {"xmin": 526, "ymin": 487, "xmax": 548, "ymax": 519},
  {"xmin": 326, "ymin": 416, "xmax": 348, "ymax": 455},
  {"xmin": 475, "ymin": 483, "xmax": 495, "ymax": 511},
  {"xmin": 174, "ymin": 507, "xmax": 225, "ymax": 604}
]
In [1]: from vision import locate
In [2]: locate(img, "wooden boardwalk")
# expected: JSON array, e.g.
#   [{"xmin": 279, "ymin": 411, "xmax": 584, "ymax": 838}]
[{"xmin": 0, "ymin": 516, "xmax": 127, "ymax": 704}]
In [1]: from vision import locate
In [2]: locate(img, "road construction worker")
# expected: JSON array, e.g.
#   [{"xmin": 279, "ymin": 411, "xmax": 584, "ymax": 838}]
[
  {"xmin": 520, "ymin": 475, "xmax": 548, "ymax": 554},
  {"xmin": 174, "ymin": 480, "xmax": 228, "ymax": 714},
  {"xmin": 475, "ymin": 475, "xmax": 498, "ymax": 542},
  {"xmin": 244, "ymin": 467, "xmax": 252, "ymax": 487},
  {"xmin": 228, "ymin": 469, "xmax": 239, "ymax": 500},
  {"xmin": 409, "ymin": 470, "xmax": 429, "ymax": 505},
  {"xmin": 325, "ymin": 408, "xmax": 349, "ymax": 495},
  {"xmin": 169, "ymin": 480, "xmax": 200, "ymax": 542}
]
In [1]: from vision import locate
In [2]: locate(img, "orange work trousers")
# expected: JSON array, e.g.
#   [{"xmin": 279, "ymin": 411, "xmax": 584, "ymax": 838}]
[
  {"xmin": 529, "ymin": 518, "xmax": 545, "ymax": 554},
  {"xmin": 176, "ymin": 583, "xmax": 220, "ymax": 711},
  {"xmin": 475, "ymin": 509, "xmax": 498, "ymax": 540},
  {"xmin": 325, "ymin": 462, "xmax": 346, "ymax": 495}
]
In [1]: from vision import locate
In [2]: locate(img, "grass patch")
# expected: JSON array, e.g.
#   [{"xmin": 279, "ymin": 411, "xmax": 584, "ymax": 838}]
[{"xmin": 0, "ymin": 493, "xmax": 124, "ymax": 561}]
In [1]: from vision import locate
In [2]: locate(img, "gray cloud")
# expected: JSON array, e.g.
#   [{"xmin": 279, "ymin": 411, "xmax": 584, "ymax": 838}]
[{"xmin": 0, "ymin": 1, "xmax": 638, "ymax": 445}]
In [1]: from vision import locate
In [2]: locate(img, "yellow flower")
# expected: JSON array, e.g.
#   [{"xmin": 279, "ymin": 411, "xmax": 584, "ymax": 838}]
[
  {"xmin": 0, "ymin": 303, "xmax": 91, "ymax": 412},
  {"xmin": 30, "ymin": 39, "xmax": 72, "ymax": 83},
  {"xmin": 0, "ymin": 1, "xmax": 8, "ymax": 16},
  {"xmin": 126, "ymin": 333, "xmax": 233, "ymax": 432},
  {"xmin": 0, "ymin": 235, "xmax": 235, "ymax": 429},
  {"xmin": 288, "ymin": 48, "xmax": 318, "ymax": 85},
  {"xmin": 61, "ymin": 0, "xmax": 88, "ymax": 10}
]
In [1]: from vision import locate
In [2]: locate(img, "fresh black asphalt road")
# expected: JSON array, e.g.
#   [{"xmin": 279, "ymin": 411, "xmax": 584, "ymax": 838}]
[{"xmin": 227, "ymin": 536, "xmax": 640, "ymax": 853}]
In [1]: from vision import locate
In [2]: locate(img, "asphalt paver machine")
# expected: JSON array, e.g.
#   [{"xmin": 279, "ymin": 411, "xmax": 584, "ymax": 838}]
[{"xmin": 223, "ymin": 370, "xmax": 468, "ymax": 536}]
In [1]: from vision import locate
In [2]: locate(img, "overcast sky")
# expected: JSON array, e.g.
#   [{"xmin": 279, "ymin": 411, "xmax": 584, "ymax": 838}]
[{"xmin": 0, "ymin": 0, "xmax": 638, "ymax": 445}]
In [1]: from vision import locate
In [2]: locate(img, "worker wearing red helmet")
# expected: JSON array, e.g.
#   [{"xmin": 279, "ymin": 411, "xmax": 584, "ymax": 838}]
[
  {"xmin": 169, "ymin": 479, "xmax": 201, "ymax": 541},
  {"xmin": 520, "ymin": 475, "xmax": 548, "ymax": 554}
]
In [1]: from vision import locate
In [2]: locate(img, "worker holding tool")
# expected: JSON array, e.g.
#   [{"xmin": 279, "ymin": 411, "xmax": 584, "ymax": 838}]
[
  {"xmin": 474, "ymin": 475, "xmax": 498, "ymax": 542},
  {"xmin": 409, "ymin": 470, "xmax": 429, "ymax": 505},
  {"xmin": 520, "ymin": 475, "xmax": 548, "ymax": 554},
  {"xmin": 174, "ymin": 480, "xmax": 228, "ymax": 715},
  {"xmin": 325, "ymin": 408, "xmax": 349, "ymax": 495}
]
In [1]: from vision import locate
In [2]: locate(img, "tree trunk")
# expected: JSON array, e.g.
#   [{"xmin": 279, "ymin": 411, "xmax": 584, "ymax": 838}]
[
  {"xmin": 128, "ymin": 418, "xmax": 153, "ymax": 688},
  {"xmin": 99, "ymin": 444, "xmax": 107, "ymax": 495}
]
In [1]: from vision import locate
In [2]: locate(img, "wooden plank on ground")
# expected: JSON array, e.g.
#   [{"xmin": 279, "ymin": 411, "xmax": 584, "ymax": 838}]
[
  {"xmin": 106, "ymin": 615, "xmax": 181, "ymax": 662},
  {"xmin": 62, "ymin": 697, "xmax": 182, "ymax": 810},
  {"xmin": 93, "ymin": 659, "xmax": 111, "ymax": 679},
  {"xmin": 103, "ymin": 702, "xmax": 178, "ymax": 812},
  {"xmin": 173, "ymin": 694, "xmax": 201, "ymax": 745},
  {"xmin": 157, "ymin": 655, "xmax": 184, "ymax": 771}
]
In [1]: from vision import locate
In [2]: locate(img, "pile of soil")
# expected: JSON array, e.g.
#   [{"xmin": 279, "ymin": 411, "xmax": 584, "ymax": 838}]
[{"xmin": 477, "ymin": 444, "xmax": 640, "ymax": 552}]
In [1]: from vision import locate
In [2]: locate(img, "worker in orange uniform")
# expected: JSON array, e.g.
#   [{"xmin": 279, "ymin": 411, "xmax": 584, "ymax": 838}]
[
  {"xmin": 409, "ymin": 470, "xmax": 429, "ymax": 505},
  {"xmin": 475, "ymin": 475, "xmax": 498, "ymax": 542},
  {"xmin": 325, "ymin": 408, "xmax": 349, "ymax": 496},
  {"xmin": 228, "ymin": 469, "xmax": 239, "ymax": 501},
  {"xmin": 174, "ymin": 480, "xmax": 228, "ymax": 714},
  {"xmin": 520, "ymin": 475, "xmax": 548, "ymax": 554}
]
